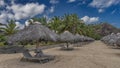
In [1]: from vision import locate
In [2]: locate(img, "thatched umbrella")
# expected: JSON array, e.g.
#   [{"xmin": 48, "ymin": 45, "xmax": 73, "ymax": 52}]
[
  {"xmin": 59, "ymin": 31, "xmax": 75, "ymax": 49},
  {"xmin": 74, "ymin": 34, "xmax": 83, "ymax": 43},
  {"xmin": 7, "ymin": 23, "xmax": 59, "ymax": 58},
  {"xmin": 7, "ymin": 24, "xmax": 59, "ymax": 47},
  {"xmin": 101, "ymin": 33, "xmax": 118, "ymax": 46},
  {"xmin": 116, "ymin": 38, "xmax": 120, "ymax": 47}
]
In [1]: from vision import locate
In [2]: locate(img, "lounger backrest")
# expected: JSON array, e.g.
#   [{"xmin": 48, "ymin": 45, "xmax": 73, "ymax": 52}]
[{"xmin": 23, "ymin": 49, "xmax": 32, "ymax": 58}]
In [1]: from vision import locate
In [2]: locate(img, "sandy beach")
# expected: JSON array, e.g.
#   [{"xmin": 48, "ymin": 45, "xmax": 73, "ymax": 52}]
[{"xmin": 0, "ymin": 41, "xmax": 120, "ymax": 68}]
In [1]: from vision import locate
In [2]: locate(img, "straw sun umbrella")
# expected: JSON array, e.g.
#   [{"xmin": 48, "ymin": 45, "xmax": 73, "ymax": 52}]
[
  {"xmin": 7, "ymin": 23, "xmax": 60, "ymax": 57},
  {"xmin": 74, "ymin": 34, "xmax": 84, "ymax": 43},
  {"xmin": 60, "ymin": 31, "xmax": 75, "ymax": 49},
  {"xmin": 7, "ymin": 24, "xmax": 59, "ymax": 47}
]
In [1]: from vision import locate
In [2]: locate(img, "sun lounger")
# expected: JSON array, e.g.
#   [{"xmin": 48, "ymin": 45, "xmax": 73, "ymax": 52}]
[{"xmin": 21, "ymin": 49, "xmax": 55, "ymax": 63}]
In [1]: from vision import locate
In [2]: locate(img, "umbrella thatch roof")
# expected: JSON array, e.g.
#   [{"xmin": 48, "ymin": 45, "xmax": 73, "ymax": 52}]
[
  {"xmin": 116, "ymin": 38, "xmax": 120, "ymax": 47},
  {"xmin": 74, "ymin": 34, "xmax": 94, "ymax": 42},
  {"xmin": 74, "ymin": 34, "xmax": 83, "ymax": 43},
  {"xmin": 59, "ymin": 31, "xmax": 75, "ymax": 43},
  {"xmin": 7, "ymin": 24, "xmax": 59, "ymax": 44},
  {"xmin": 101, "ymin": 33, "xmax": 118, "ymax": 43}
]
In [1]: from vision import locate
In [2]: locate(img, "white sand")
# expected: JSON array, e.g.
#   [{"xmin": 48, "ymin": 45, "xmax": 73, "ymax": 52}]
[{"xmin": 0, "ymin": 41, "xmax": 120, "ymax": 68}]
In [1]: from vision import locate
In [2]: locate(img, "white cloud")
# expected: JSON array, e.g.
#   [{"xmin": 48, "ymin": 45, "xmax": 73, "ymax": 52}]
[
  {"xmin": 15, "ymin": 22, "xmax": 24, "ymax": 29},
  {"xmin": 49, "ymin": 6, "xmax": 55, "ymax": 13},
  {"xmin": 0, "ymin": 12, "xmax": 8, "ymax": 24},
  {"xmin": 50, "ymin": 0, "xmax": 59, "ymax": 4},
  {"xmin": 0, "ymin": 0, "xmax": 5, "ymax": 6},
  {"xmin": 67, "ymin": 0, "xmax": 76, "ymax": 3},
  {"xmin": 10, "ymin": 0, "xmax": 15, "ymax": 5},
  {"xmin": 81, "ymin": 16, "xmax": 99, "ymax": 24},
  {"xmin": 0, "ymin": 11, "xmax": 14, "ymax": 24},
  {"xmin": 90, "ymin": 0, "xmax": 120, "ymax": 8},
  {"xmin": 89, "ymin": 0, "xmax": 120, "ymax": 13},
  {"xmin": 44, "ymin": 6, "xmax": 55, "ymax": 20},
  {"xmin": 98, "ymin": 9, "xmax": 104, "ymax": 13},
  {"xmin": 0, "ymin": 2, "xmax": 46, "ymax": 30},
  {"xmin": 7, "ymin": 3, "xmax": 46, "ymax": 20}
]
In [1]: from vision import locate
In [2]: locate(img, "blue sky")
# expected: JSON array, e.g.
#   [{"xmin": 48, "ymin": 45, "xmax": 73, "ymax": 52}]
[{"xmin": 0, "ymin": 0, "xmax": 120, "ymax": 28}]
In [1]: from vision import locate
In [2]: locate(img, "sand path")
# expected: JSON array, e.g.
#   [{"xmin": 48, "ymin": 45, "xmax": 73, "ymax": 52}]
[{"xmin": 0, "ymin": 41, "xmax": 120, "ymax": 68}]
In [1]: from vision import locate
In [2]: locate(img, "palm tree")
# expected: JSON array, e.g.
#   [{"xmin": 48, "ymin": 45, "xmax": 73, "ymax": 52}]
[
  {"xmin": 62, "ymin": 14, "xmax": 72, "ymax": 32},
  {"xmin": 0, "ymin": 20, "xmax": 18, "ymax": 35},
  {"xmin": 48, "ymin": 16, "xmax": 62, "ymax": 33},
  {"xmin": 62, "ymin": 14, "xmax": 85, "ymax": 34},
  {"xmin": 71, "ymin": 14, "xmax": 84, "ymax": 34},
  {"xmin": 47, "ymin": 14, "xmax": 85, "ymax": 34}
]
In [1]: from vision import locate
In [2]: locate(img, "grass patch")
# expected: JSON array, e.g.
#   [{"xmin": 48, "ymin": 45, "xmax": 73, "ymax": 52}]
[{"xmin": 0, "ymin": 42, "xmax": 5, "ymax": 47}]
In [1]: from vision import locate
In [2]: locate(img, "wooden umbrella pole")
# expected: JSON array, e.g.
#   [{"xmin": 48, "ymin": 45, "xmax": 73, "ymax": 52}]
[
  {"xmin": 36, "ymin": 41, "xmax": 39, "ymax": 49},
  {"xmin": 66, "ymin": 42, "xmax": 69, "ymax": 48}
]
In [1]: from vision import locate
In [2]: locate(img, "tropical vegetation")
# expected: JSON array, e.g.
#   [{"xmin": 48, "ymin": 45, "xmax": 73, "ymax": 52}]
[
  {"xmin": 0, "ymin": 20, "xmax": 18, "ymax": 35},
  {"xmin": 32, "ymin": 14, "xmax": 102, "ymax": 40},
  {"xmin": 0, "ymin": 20, "xmax": 18, "ymax": 46}
]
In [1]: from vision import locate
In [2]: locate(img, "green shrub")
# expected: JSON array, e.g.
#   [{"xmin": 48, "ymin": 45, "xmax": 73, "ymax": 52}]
[{"xmin": 0, "ymin": 42, "xmax": 5, "ymax": 47}]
